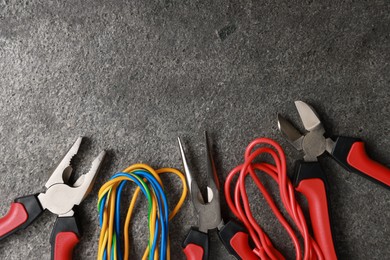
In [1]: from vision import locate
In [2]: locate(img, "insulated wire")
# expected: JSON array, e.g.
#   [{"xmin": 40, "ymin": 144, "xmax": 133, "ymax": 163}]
[
  {"xmin": 97, "ymin": 163, "xmax": 187, "ymax": 260},
  {"xmin": 224, "ymin": 138, "xmax": 324, "ymax": 260}
]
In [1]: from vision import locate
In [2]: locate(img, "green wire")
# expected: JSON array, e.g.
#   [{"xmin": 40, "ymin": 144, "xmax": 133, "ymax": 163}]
[
  {"xmin": 112, "ymin": 233, "xmax": 117, "ymax": 260},
  {"xmin": 128, "ymin": 171, "xmax": 154, "ymax": 254}
]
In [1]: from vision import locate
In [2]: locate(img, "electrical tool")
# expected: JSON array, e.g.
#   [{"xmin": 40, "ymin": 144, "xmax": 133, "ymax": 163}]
[
  {"xmin": 178, "ymin": 132, "xmax": 258, "ymax": 260},
  {"xmin": 278, "ymin": 100, "xmax": 390, "ymax": 189},
  {"xmin": 0, "ymin": 137, "xmax": 105, "ymax": 260}
]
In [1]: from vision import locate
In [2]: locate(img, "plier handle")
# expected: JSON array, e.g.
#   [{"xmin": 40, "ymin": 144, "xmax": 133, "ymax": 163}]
[{"xmin": 0, "ymin": 137, "xmax": 105, "ymax": 260}]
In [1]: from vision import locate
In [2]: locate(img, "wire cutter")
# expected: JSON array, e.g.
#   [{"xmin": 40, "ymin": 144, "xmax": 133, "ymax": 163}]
[
  {"xmin": 278, "ymin": 101, "xmax": 390, "ymax": 188},
  {"xmin": 0, "ymin": 137, "xmax": 105, "ymax": 260},
  {"xmin": 278, "ymin": 101, "xmax": 390, "ymax": 259},
  {"xmin": 178, "ymin": 132, "xmax": 258, "ymax": 260}
]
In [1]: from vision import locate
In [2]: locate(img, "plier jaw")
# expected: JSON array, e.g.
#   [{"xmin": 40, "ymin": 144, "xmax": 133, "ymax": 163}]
[
  {"xmin": 38, "ymin": 138, "xmax": 106, "ymax": 217},
  {"xmin": 278, "ymin": 100, "xmax": 334, "ymax": 161},
  {"xmin": 44, "ymin": 137, "xmax": 83, "ymax": 189}
]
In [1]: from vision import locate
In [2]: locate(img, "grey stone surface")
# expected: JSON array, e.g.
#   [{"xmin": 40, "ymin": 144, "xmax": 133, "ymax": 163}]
[{"xmin": 0, "ymin": 0, "xmax": 389, "ymax": 259}]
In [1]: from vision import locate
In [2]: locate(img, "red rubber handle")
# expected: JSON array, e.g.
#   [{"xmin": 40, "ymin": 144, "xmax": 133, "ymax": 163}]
[
  {"xmin": 183, "ymin": 243, "xmax": 204, "ymax": 260},
  {"xmin": 53, "ymin": 232, "xmax": 79, "ymax": 260},
  {"xmin": 0, "ymin": 202, "xmax": 28, "ymax": 238},
  {"xmin": 296, "ymin": 179, "xmax": 337, "ymax": 260},
  {"xmin": 230, "ymin": 232, "xmax": 259, "ymax": 260},
  {"xmin": 347, "ymin": 142, "xmax": 390, "ymax": 187}
]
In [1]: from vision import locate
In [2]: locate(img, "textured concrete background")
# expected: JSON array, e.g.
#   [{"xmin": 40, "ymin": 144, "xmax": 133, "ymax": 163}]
[{"xmin": 0, "ymin": 0, "xmax": 389, "ymax": 259}]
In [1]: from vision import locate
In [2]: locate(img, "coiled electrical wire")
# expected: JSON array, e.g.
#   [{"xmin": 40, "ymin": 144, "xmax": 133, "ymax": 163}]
[
  {"xmin": 224, "ymin": 138, "xmax": 323, "ymax": 260},
  {"xmin": 97, "ymin": 163, "xmax": 187, "ymax": 260}
]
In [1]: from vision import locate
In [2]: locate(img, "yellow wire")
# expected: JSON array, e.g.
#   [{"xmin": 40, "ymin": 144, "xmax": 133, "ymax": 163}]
[
  {"xmin": 107, "ymin": 184, "xmax": 117, "ymax": 259},
  {"xmin": 97, "ymin": 163, "xmax": 188, "ymax": 260},
  {"xmin": 156, "ymin": 168, "xmax": 188, "ymax": 220},
  {"xmin": 124, "ymin": 187, "xmax": 141, "ymax": 260},
  {"xmin": 98, "ymin": 209, "xmax": 108, "ymax": 259},
  {"xmin": 123, "ymin": 164, "xmax": 164, "ymax": 186}
]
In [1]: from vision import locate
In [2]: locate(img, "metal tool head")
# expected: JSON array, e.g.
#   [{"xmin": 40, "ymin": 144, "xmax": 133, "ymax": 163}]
[
  {"xmin": 178, "ymin": 132, "xmax": 223, "ymax": 233},
  {"xmin": 38, "ymin": 137, "xmax": 106, "ymax": 216},
  {"xmin": 278, "ymin": 101, "xmax": 333, "ymax": 161},
  {"xmin": 295, "ymin": 101, "xmax": 323, "ymax": 132},
  {"xmin": 44, "ymin": 137, "xmax": 83, "ymax": 189},
  {"xmin": 277, "ymin": 114, "xmax": 304, "ymax": 151}
]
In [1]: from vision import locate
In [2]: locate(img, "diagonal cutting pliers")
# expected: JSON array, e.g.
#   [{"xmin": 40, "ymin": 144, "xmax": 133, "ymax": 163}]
[
  {"xmin": 178, "ymin": 132, "xmax": 258, "ymax": 260},
  {"xmin": 278, "ymin": 101, "xmax": 390, "ymax": 260},
  {"xmin": 278, "ymin": 101, "xmax": 390, "ymax": 188},
  {"xmin": 0, "ymin": 137, "xmax": 105, "ymax": 260}
]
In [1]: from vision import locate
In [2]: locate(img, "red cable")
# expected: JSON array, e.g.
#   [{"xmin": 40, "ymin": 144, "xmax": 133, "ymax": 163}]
[{"xmin": 224, "ymin": 137, "xmax": 323, "ymax": 260}]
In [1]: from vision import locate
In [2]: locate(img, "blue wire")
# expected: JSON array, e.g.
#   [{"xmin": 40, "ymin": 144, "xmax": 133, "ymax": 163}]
[
  {"xmin": 111, "ymin": 172, "xmax": 150, "ymax": 196},
  {"xmin": 114, "ymin": 180, "xmax": 127, "ymax": 260},
  {"xmin": 150, "ymin": 175, "xmax": 169, "ymax": 260},
  {"xmin": 99, "ymin": 195, "xmax": 107, "ymax": 226},
  {"xmin": 111, "ymin": 172, "xmax": 150, "ymax": 260},
  {"xmin": 151, "ymin": 216, "xmax": 160, "ymax": 260},
  {"xmin": 132, "ymin": 170, "xmax": 162, "ymax": 260},
  {"xmin": 133, "ymin": 170, "xmax": 170, "ymax": 260}
]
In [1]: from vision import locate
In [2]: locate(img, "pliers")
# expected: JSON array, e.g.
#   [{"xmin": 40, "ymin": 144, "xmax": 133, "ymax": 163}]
[
  {"xmin": 178, "ymin": 132, "xmax": 258, "ymax": 260},
  {"xmin": 0, "ymin": 137, "xmax": 105, "ymax": 260},
  {"xmin": 278, "ymin": 101, "xmax": 390, "ymax": 188},
  {"xmin": 278, "ymin": 101, "xmax": 390, "ymax": 259}
]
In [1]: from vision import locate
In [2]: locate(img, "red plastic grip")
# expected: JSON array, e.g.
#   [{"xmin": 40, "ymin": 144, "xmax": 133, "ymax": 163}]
[
  {"xmin": 183, "ymin": 243, "xmax": 204, "ymax": 260},
  {"xmin": 0, "ymin": 202, "xmax": 28, "ymax": 237},
  {"xmin": 54, "ymin": 232, "xmax": 79, "ymax": 260},
  {"xmin": 347, "ymin": 142, "xmax": 390, "ymax": 187},
  {"xmin": 296, "ymin": 179, "xmax": 337, "ymax": 260},
  {"xmin": 230, "ymin": 232, "xmax": 259, "ymax": 260}
]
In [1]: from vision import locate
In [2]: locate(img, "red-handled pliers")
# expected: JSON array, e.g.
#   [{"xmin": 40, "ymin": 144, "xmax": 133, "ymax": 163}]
[
  {"xmin": 279, "ymin": 101, "xmax": 390, "ymax": 188},
  {"xmin": 278, "ymin": 101, "xmax": 390, "ymax": 259},
  {"xmin": 0, "ymin": 137, "xmax": 105, "ymax": 260},
  {"xmin": 178, "ymin": 132, "xmax": 258, "ymax": 260}
]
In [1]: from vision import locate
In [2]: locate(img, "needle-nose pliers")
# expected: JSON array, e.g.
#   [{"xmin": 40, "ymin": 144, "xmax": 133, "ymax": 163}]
[
  {"xmin": 178, "ymin": 132, "xmax": 258, "ymax": 260},
  {"xmin": 0, "ymin": 137, "xmax": 105, "ymax": 260}
]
